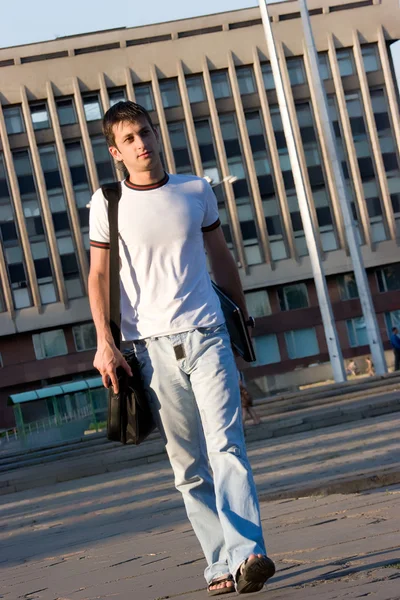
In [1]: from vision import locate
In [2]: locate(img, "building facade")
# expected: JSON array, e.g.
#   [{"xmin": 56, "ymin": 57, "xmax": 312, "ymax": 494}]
[{"xmin": 0, "ymin": 0, "xmax": 400, "ymax": 428}]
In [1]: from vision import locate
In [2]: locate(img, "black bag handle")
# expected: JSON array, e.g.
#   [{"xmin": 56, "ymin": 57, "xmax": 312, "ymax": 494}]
[{"xmin": 102, "ymin": 182, "xmax": 122, "ymax": 351}]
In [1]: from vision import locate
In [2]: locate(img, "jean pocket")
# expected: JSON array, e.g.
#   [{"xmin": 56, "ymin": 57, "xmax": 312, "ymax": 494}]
[{"xmin": 196, "ymin": 323, "xmax": 227, "ymax": 337}]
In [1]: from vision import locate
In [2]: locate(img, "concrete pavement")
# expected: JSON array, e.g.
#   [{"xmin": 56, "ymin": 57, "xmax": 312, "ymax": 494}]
[{"xmin": 1, "ymin": 412, "xmax": 400, "ymax": 599}]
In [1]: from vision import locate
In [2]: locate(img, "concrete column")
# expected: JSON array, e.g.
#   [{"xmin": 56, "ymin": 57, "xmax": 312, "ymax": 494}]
[
  {"xmin": 176, "ymin": 61, "xmax": 203, "ymax": 176},
  {"xmin": 276, "ymin": 41, "xmax": 323, "ymax": 256},
  {"xmin": 202, "ymin": 56, "xmax": 247, "ymax": 270},
  {"xmin": 252, "ymin": 47, "xmax": 298, "ymax": 261},
  {"xmin": 328, "ymin": 34, "xmax": 373, "ymax": 248},
  {"xmin": 98, "ymin": 72, "xmax": 110, "ymax": 113},
  {"xmin": 46, "ymin": 81, "xmax": 89, "ymax": 290},
  {"xmin": 353, "ymin": 32, "xmax": 396, "ymax": 241},
  {"xmin": 0, "ymin": 103, "xmax": 41, "ymax": 309},
  {"xmin": 302, "ymin": 41, "xmax": 346, "ymax": 250},
  {"xmin": 377, "ymin": 28, "xmax": 400, "ymax": 158},
  {"xmin": 149, "ymin": 65, "xmax": 176, "ymax": 173},
  {"xmin": 20, "ymin": 85, "xmax": 67, "ymax": 306},
  {"xmin": 72, "ymin": 77, "xmax": 99, "ymax": 191},
  {"xmin": 227, "ymin": 51, "xmax": 272, "ymax": 266},
  {"xmin": 125, "ymin": 67, "xmax": 136, "ymax": 101}
]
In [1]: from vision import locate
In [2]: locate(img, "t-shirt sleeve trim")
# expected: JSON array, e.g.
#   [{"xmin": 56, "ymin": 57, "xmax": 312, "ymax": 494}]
[
  {"xmin": 90, "ymin": 240, "xmax": 110, "ymax": 249},
  {"xmin": 201, "ymin": 218, "xmax": 221, "ymax": 233}
]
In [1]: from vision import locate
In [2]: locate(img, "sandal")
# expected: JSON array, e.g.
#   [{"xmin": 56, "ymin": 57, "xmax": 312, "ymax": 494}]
[
  {"xmin": 207, "ymin": 574, "xmax": 235, "ymax": 596},
  {"xmin": 236, "ymin": 555, "xmax": 275, "ymax": 594}
]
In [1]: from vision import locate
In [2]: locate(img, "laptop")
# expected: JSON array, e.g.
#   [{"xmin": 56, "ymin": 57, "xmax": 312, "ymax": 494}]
[{"xmin": 212, "ymin": 282, "xmax": 256, "ymax": 363}]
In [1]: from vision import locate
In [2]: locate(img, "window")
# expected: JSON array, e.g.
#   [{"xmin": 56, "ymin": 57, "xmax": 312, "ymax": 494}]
[
  {"xmin": 65, "ymin": 141, "xmax": 91, "ymax": 235},
  {"xmin": 0, "ymin": 153, "xmax": 32, "ymax": 309},
  {"xmin": 186, "ymin": 75, "xmax": 206, "ymax": 103},
  {"xmin": 384, "ymin": 310, "xmax": 400, "ymax": 336},
  {"xmin": 285, "ymin": 327, "xmax": 319, "ymax": 359},
  {"xmin": 338, "ymin": 273, "xmax": 359, "ymax": 300},
  {"xmin": 159, "ymin": 79, "xmax": 181, "ymax": 108},
  {"xmin": 295, "ymin": 102, "xmax": 336, "ymax": 251},
  {"xmin": 56, "ymin": 98, "xmax": 77, "ymax": 125},
  {"xmin": 376, "ymin": 264, "xmax": 400, "ymax": 292},
  {"xmin": 261, "ymin": 63, "xmax": 275, "ymax": 90},
  {"xmin": 245, "ymin": 111, "xmax": 287, "ymax": 260},
  {"xmin": 362, "ymin": 45, "xmax": 380, "ymax": 73},
  {"xmin": 168, "ymin": 123, "xmax": 193, "ymax": 174},
  {"xmin": 194, "ymin": 119, "xmax": 234, "ymax": 251},
  {"xmin": 220, "ymin": 113, "xmax": 262, "ymax": 265},
  {"xmin": 83, "ymin": 94, "xmax": 102, "ymax": 121},
  {"xmin": 270, "ymin": 105, "xmax": 308, "ymax": 256},
  {"xmin": 109, "ymin": 88, "xmax": 126, "ymax": 107},
  {"xmin": 287, "ymin": 57, "xmax": 306, "ymax": 86},
  {"xmin": 3, "ymin": 106, "xmax": 25, "ymax": 134},
  {"xmin": 211, "ymin": 71, "xmax": 232, "ymax": 99},
  {"xmin": 346, "ymin": 317, "xmax": 368, "ymax": 347},
  {"xmin": 33, "ymin": 329, "xmax": 68, "ymax": 359},
  {"xmin": 318, "ymin": 53, "xmax": 331, "ymax": 80},
  {"xmin": 134, "ymin": 84, "xmax": 154, "ymax": 111},
  {"xmin": 254, "ymin": 334, "xmax": 281, "ymax": 365},
  {"xmin": 30, "ymin": 103, "xmax": 50, "ymax": 130},
  {"xmin": 236, "ymin": 67, "xmax": 256, "ymax": 95},
  {"xmin": 245, "ymin": 290, "xmax": 271, "ymax": 317},
  {"xmin": 336, "ymin": 49, "xmax": 355, "ymax": 77},
  {"xmin": 13, "ymin": 149, "xmax": 57, "ymax": 304},
  {"xmin": 73, "ymin": 323, "xmax": 97, "ymax": 351},
  {"xmin": 92, "ymin": 137, "xmax": 115, "ymax": 185},
  {"xmin": 278, "ymin": 283, "xmax": 309, "ymax": 311},
  {"xmin": 346, "ymin": 92, "xmax": 385, "ymax": 243}
]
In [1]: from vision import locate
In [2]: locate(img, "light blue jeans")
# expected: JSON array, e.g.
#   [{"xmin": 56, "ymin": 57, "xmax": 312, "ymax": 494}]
[{"xmin": 133, "ymin": 323, "xmax": 266, "ymax": 584}]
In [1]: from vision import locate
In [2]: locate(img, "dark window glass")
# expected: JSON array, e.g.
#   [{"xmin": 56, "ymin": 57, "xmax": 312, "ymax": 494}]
[
  {"xmin": 56, "ymin": 98, "xmax": 77, "ymax": 125},
  {"xmin": 261, "ymin": 63, "xmax": 275, "ymax": 90},
  {"xmin": 236, "ymin": 67, "xmax": 256, "ymax": 95},
  {"xmin": 186, "ymin": 75, "xmax": 206, "ymax": 103},
  {"xmin": 168, "ymin": 122, "xmax": 193, "ymax": 174},
  {"xmin": 3, "ymin": 106, "xmax": 25, "ymax": 134},
  {"xmin": 82, "ymin": 94, "xmax": 102, "ymax": 121},
  {"xmin": 287, "ymin": 57, "xmax": 306, "ymax": 86},
  {"xmin": 134, "ymin": 84, "xmax": 154, "ymax": 111},
  {"xmin": 211, "ymin": 71, "xmax": 232, "ymax": 99},
  {"xmin": 159, "ymin": 79, "xmax": 181, "ymax": 108}
]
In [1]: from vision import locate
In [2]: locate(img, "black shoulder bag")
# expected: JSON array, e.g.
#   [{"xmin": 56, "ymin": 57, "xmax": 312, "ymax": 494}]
[{"xmin": 102, "ymin": 182, "xmax": 156, "ymax": 445}]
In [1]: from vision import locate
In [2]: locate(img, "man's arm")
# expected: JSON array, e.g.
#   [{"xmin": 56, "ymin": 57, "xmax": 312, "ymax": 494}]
[
  {"xmin": 203, "ymin": 226, "xmax": 249, "ymax": 321},
  {"xmin": 88, "ymin": 246, "xmax": 132, "ymax": 392}
]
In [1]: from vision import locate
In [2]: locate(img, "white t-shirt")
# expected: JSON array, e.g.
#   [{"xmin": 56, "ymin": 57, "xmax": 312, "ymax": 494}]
[{"xmin": 89, "ymin": 173, "xmax": 225, "ymax": 341}]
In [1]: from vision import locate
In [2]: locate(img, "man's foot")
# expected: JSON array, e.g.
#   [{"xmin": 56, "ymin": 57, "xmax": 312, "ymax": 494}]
[
  {"xmin": 236, "ymin": 553, "xmax": 275, "ymax": 594},
  {"xmin": 207, "ymin": 574, "xmax": 235, "ymax": 596}
]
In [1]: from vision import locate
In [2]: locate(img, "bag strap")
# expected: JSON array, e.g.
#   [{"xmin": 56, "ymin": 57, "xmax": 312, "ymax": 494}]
[{"xmin": 102, "ymin": 182, "xmax": 122, "ymax": 350}]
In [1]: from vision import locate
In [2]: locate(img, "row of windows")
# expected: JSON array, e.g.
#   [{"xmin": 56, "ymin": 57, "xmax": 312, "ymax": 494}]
[
  {"xmin": 245, "ymin": 263, "xmax": 400, "ymax": 317},
  {"xmin": 32, "ymin": 323, "xmax": 96, "ymax": 360},
  {"xmin": 0, "ymin": 86, "xmax": 399, "ymax": 307},
  {"xmin": 2, "ymin": 44, "xmax": 382, "ymax": 136},
  {"xmin": 254, "ymin": 308, "xmax": 400, "ymax": 366},
  {"xmin": 8, "ymin": 306, "xmax": 398, "ymax": 369}
]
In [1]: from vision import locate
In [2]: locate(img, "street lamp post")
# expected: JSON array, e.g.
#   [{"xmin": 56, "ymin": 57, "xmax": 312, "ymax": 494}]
[
  {"xmin": 258, "ymin": 0, "xmax": 347, "ymax": 382},
  {"xmin": 298, "ymin": 0, "xmax": 387, "ymax": 375}
]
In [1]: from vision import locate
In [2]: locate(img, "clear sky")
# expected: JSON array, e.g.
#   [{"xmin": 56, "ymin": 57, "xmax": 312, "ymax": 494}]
[{"xmin": 0, "ymin": 0, "xmax": 278, "ymax": 49}]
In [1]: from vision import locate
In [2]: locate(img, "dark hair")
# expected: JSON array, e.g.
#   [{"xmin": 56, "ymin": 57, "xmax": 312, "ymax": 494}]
[
  {"xmin": 102, "ymin": 101, "xmax": 154, "ymax": 147},
  {"xmin": 393, "ymin": 326, "xmax": 398, "ymax": 332}
]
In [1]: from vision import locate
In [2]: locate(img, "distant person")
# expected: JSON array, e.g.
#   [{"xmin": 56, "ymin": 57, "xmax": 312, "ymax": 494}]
[
  {"xmin": 239, "ymin": 376, "xmax": 261, "ymax": 426},
  {"xmin": 365, "ymin": 356, "xmax": 375, "ymax": 377},
  {"xmin": 390, "ymin": 327, "xmax": 400, "ymax": 371},
  {"xmin": 346, "ymin": 359, "xmax": 357, "ymax": 376}
]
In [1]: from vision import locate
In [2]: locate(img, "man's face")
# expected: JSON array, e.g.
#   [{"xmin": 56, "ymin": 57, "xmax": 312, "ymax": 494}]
[
  {"xmin": 108, "ymin": 116, "xmax": 161, "ymax": 175},
  {"xmin": 395, "ymin": 328, "xmax": 399, "ymax": 335}
]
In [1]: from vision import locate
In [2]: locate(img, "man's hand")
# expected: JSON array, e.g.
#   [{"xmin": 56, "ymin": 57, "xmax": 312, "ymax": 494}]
[{"xmin": 93, "ymin": 342, "xmax": 133, "ymax": 393}]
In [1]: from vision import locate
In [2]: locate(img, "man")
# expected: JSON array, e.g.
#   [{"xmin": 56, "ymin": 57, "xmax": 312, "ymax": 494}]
[
  {"xmin": 390, "ymin": 327, "xmax": 400, "ymax": 371},
  {"xmin": 88, "ymin": 101, "xmax": 275, "ymax": 596}
]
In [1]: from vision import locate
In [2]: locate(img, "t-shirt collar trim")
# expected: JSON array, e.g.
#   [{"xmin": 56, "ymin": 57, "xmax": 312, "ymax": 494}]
[{"xmin": 124, "ymin": 172, "xmax": 169, "ymax": 191}]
